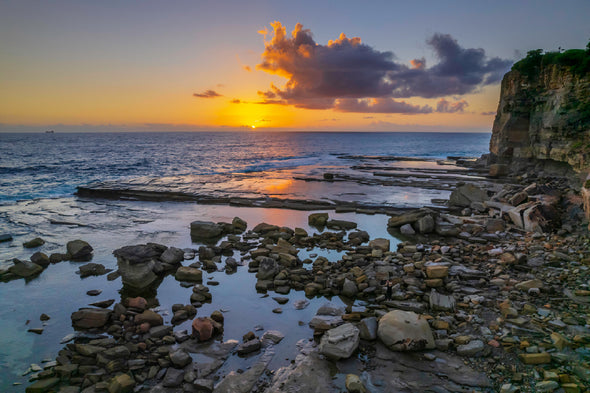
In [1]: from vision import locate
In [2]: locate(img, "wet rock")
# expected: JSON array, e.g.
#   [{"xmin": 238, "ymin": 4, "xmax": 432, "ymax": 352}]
[
  {"xmin": 388, "ymin": 209, "xmax": 433, "ymax": 227},
  {"xmin": 71, "ymin": 308, "xmax": 111, "ymax": 329},
  {"xmin": 257, "ymin": 257, "xmax": 279, "ymax": 280},
  {"xmin": 193, "ymin": 379, "xmax": 215, "ymax": 392},
  {"xmin": 23, "ymin": 237, "xmax": 45, "ymax": 248},
  {"xmin": 489, "ymin": 163, "xmax": 508, "ymax": 177},
  {"xmin": 326, "ymin": 219, "xmax": 357, "ymax": 230},
  {"xmin": 425, "ymin": 264, "xmax": 448, "ymax": 279},
  {"xmin": 78, "ymin": 263, "xmax": 107, "ymax": 277},
  {"xmin": 160, "ymin": 247, "xmax": 184, "ymax": 264},
  {"xmin": 293, "ymin": 299, "xmax": 310, "ymax": 310},
  {"xmin": 449, "ymin": 184, "xmax": 487, "ymax": 207},
  {"xmin": 415, "ymin": 215, "xmax": 435, "ymax": 234},
  {"xmin": 163, "ymin": 367, "xmax": 185, "ymax": 387},
  {"xmin": 107, "ymin": 373, "xmax": 135, "ymax": 393},
  {"xmin": 345, "ymin": 374, "xmax": 367, "ymax": 393},
  {"xmin": 127, "ymin": 296, "xmax": 147, "ymax": 310},
  {"xmin": 9, "ymin": 259, "xmax": 43, "ymax": 278},
  {"xmin": 90, "ymin": 299, "xmax": 115, "ymax": 308},
  {"xmin": 359, "ymin": 317, "xmax": 377, "ymax": 341},
  {"xmin": 378, "ymin": 310, "xmax": 435, "ymax": 351},
  {"xmin": 429, "ymin": 290, "xmax": 455, "ymax": 311},
  {"xmin": 49, "ymin": 253, "xmax": 67, "ymax": 263},
  {"xmin": 457, "ymin": 340, "xmax": 485, "ymax": 356},
  {"xmin": 237, "ymin": 339, "xmax": 261, "ymax": 356},
  {"xmin": 190, "ymin": 220, "xmax": 223, "ymax": 239},
  {"xmin": 192, "ymin": 317, "xmax": 213, "ymax": 341},
  {"xmin": 272, "ymin": 297, "xmax": 289, "ymax": 305},
  {"xmin": 149, "ymin": 325, "xmax": 172, "ymax": 339},
  {"xmin": 30, "ymin": 252, "xmax": 50, "ymax": 267},
  {"xmin": 170, "ymin": 349, "xmax": 192, "ymax": 368},
  {"xmin": 319, "ymin": 323, "xmax": 360, "ymax": 360},
  {"xmin": 400, "ymin": 224, "xmax": 416, "ymax": 235},
  {"xmin": 25, "ymin": 377, "xmax": 59, "ymax": 393},
  {"xmin": 114, "ymin": 244, "xmax": 162, "ymax": 289},
  {"xmin": 66, "ymin": 239, "xmax": 93, "ymax": 261},
  {"xmin": 135, "ymin": 310, "xmax": 163, "ymax": 326},
  {"xmin": 86, "ymin": 289, "xmax": 102, "ymax": 296},
  {"xmin": 175, "ymin": 266, "xmax": 202, "ymax": 282},
  {"xmin": 225, "ymin": 257, "xmax": 239, "ymax": 271},
  {"xmin": 0, "ymin": 234, "xmax": 13, "ymax": 243},
  {"xmin": 369, "ymin": 238, "xmax": 390, "ymax": 251},
  {"xmin": 515, "ymin": 279, "xmax": 543, "ymax": 291},
  {"xmin": 252, "ymin": 222, "xmax": 280, "ymax": 234},
  {"xmin": 261, "ymin": 330, "xmax": 284, "ymax": 345},
  {"xmin": 232, "ymin": 216, "xmax": 247, "ymax": 232},
  {"xmin": 308, "ymin": 213, "xmax": 329, "ymax": 227},
  {"xmin": 342, "ymin": 279, "xmax": 358, "ymax": 298}
]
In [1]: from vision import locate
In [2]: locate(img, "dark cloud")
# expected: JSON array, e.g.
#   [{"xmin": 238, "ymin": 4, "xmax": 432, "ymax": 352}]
[
  {"xmin": 436, "ymin": 98, "xmax": 469, "ymax": 113},
  {"xmin": 230, "ymin": 99, "xmax": 241, "ymax": 104},
  {"xmin": 255, "ymin": 22, "xmax": 512, "ymax": 112},
  {"xmin": 193, "ymin": 89, "xmax": 222, "ymax": 98},
  {"xmin": 335, "ymin": 98, "xmax": 433, "ymax": 114}
]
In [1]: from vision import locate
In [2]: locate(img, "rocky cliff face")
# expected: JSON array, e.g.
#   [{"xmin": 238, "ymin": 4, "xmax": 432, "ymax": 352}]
[{"xmin": 489, "ymin": 64, "xmax": 590, "ymax": 175}]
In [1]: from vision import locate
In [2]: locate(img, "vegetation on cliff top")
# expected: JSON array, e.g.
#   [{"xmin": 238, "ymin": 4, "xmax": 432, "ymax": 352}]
[{"xmin": 512, "ymin": 41, "xmax": 590, "ymax": 77}]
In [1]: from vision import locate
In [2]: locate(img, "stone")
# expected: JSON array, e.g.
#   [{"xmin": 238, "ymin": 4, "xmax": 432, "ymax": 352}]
[
  {"xmin": 519, "ymin": 352, "xmax": 551, "ymax": 364},
  {"xmin": 345, "ymin": 374, "xmax": 367, "ymax": 393},
  {"xmin": 457, "ymin": 340, "xmax": 485, "ymax": 356},
  {"xmin": 429, "ymin": 290, "xmax": 455, "ymax": 311},
  {"xmin": 449, "ymin": 184, "xmax": 487, "ymax": 207},
  {"xmin": 535, "ymin": 381, "xmax": 560, "ymax": 392},
  {"xmin": 71, "ymin": 308, "xmax": 111, "ymax": 329},
  {"xmin": 86, "ymin": 289, "xmax": 102, "ymax": 296},
  {"xmin": 114, "ymin": 244, "xmax": 161, "ymax": 289},
  {"xmin": 400, "ymin": 224, "xmax": 415, "ymax": 235},
  {"xmin": 23, "ymin": 237, "xmax": 45, "ymax": 248},
  {"xmin": 9, "ymin": 259, "xmax": 43, "ymax": 278},
  {"xmin": 237, "ymin": 339, "xmax": 262, "ymax": 356},
  {"xmin": 341, "ymin": 279, "xmax": 358, "ymax": 298},
  {"xmin": 66, "ymin": 240, "xmax": 93, "ymax": 261},
  {"xmin": 163, "ymin": 368, "xmax": 185, "ymax": 387},
  {"xmin": 425, "ymin": 264, "xmax": 448, "ymax": 279},
  {"xmin": 30, "ymin": 252, "xmax": 50, "ymax": 267},
  {"xmin": 377, "ymin": 310, "xmax": 435, "ymax": 351},
  {"xmin": 326, "ymin": 219, "xmax": 357, "ymax": 230},
  {"xmin": 415, "ymin": 215, "xmax": 435, "ymax": 234},
  {"xmin": 135, "ymin": 310, "xmax": 163, "ymax": 326},
  {"xmin": 252, "ymin": 222, "xmax": 280, "ymax": 234},
  {"xmin": 261, "ymin": 330, "xmax": 285, "ymax": 345},
  {"xmin": 225, "ymin": 257, "xmax": 238, "ymax": 270},
  {"xmin": 509, "ymin": 191, "xmax": 528, "ymax": 206},
  {"xmin": 489, "ymin": 164, "xmax": 508, "ymax": 177},
  {"xmin": 160, "ymin": 247, "xmax": 184, "ymax": 264},
  {"xmin": 232, "ymin": 216, "xmax": 247, "ymax": 232},
  {"xmin": 387, "ymin": 209, "xmax": 433, "ymax": 227},
  {"xmin": 107, "ymin": 373, "xmax": 135, "ymax": 393},
  {"xmin": 25, "ymin": 377, "xmax": 59, "ymax": 393},
  {"xmin": 293, "ymin": 299, "xmax": 310, "ymax": 310},
  {"xmin": 127, "ymin": 296, "xmax": 147, "ymax": 310},
  {"xmin": 190, "ymin": 221, "xmax": 223, "ymax": 239},
  {"xmin": 257, "ymin": 257, "xmax": 279, "ymax": 280},
  {"xmin": 149, "ymin": 325, "xmax": 172, "ymax": 339},
  {"xmin": 319, "ymin": 323, "xmax": 360, "ymax": 360},
  {"xmin": 170, "ymin": 349, "xmax": 192, "ymax": 368},
  {"xmin": 515, "ymin": 279, "xmax": 543, "ymax": 291},
  {"xmin": 192, "ymin": 317, "xmax": 213, "ymax": 341},
  {"xmin": 317, "ymin": 302, "xmax": 345, "ymax": 316},
  {"xmin": 308, "ymin": 213, "xmax": 329, "ymax": 227},
  {"xmin": 193, "ymin": 379, "xmax": 215, "ymax": 392},
  {"xmin": 485, "ymin": 218, "xmax": 505, "ymax": 232},
  {"xmin": 78, "ymin": 263, "xmax": 107, "ymax": 277},
  {"xmin": 359, "ymin": 317, "xmax": 377, "ymax": 341},
  {"xmin": 0, "ymin": 234, "xmax": 13, "ymax": 243},
  {"xmin": 368, "ymin": 238, "xmax": 390, "ymax": 251},
  {"xmin": 175, "ymin": 266, "xmax": 202, "ymax": 282}
]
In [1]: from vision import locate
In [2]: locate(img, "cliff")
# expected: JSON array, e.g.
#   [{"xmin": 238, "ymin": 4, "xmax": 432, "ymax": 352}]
[{"xmin": 489, "ymin": 60, "xmax": 590, "ymax": 175}]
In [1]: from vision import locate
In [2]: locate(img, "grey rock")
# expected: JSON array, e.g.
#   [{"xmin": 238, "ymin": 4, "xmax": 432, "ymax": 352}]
[
  {"xmin": 400, "ymin": 224, "xmax": 416, "ymax": 235},
  {"xmin": 193, "ymin": 379, "xmax": 214, "ymax": 392},
  {"xmin": 457, "ymin": 340, "xmax": 485, "ymax": 356},
  {"xmin": 163, "ymin": 367, "xmax": 185, "ymax": 387},
  {"xmin": 257, "ymin": 257, "xmax": 279, "ymax": 280},
  {"xmin": 341, "ymin": 279, "xmax": 358, "ymax": 298},
  {"xmin": 190, "ymin": 221, "xmax": 223, "ymax": 239},
  {"xmin": 78, "ymin": 263, "xmax": 107, "ymax": 278},
  {"xmin": 237, "ymin": 339, "xmax": 261, "ymax": 356},
  {"xmin": 359, "ymin": 317, "xmax": 378, "ymax": 341},
  {"xmin": 66, "ymin": 239, "xmax": 93, "ymax": 261},
  {"xmin": 319, "ymin": 323, "xmax": 360, "ymax": 360},
  {"xmin": 377, "ymin": 310, "xmax": 435, "ymax": 351},
  {"xmin": 316, "ymin": 302, "xmax": 345, "ymax": 316},
  {"xmin": 9, "ymin": 259, "xmax": 43, "ymax": 277},
  {"xmin": 449, "ymin": 184, "xmax": 487, "ymax": 207},
  {"xmin": 160, "ymin": 247, "xmax": 184, "ymax": 264},
  {"xmin": 415, "ymin": 215, "xmax": 435, "ymax": 234},
  {"xmin": 169, "ymin": 349, "xmax": 192, "ymax": 368},
  {"xmin": 429, "ymin": 290, "xmax": 455, "ymax": 311}
]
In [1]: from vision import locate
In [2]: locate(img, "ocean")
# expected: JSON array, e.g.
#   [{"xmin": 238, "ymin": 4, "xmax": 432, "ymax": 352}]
[{"xmin": 0, "ymin": 131, "xmax": 491, "ymax": 203}]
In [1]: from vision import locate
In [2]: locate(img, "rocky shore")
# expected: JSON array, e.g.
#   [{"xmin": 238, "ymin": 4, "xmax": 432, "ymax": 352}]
[{"xmin": 3, "ymin": 161, "xmax": 587, "ymax": 393}]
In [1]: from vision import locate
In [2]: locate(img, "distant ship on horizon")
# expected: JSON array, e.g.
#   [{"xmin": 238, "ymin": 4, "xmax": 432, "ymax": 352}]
[{"xmin": 45, "ymin": 130, "xmax": 55, "ymax": 133}]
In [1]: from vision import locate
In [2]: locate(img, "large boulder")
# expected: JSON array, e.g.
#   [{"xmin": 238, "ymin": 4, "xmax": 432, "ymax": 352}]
[
  {"xmin": 71, "ymin": 308, "xmax": 112, "ymax": 329},
  {"xmin": 67, "ymin": 240, "xmax": 93, "ymax": 261},
  {"xmin": 160, "ymin": 247, "xmax": 184, "ymax": 264},
  {"xmin": 387, "ymin": 208, "xmax": 433, "ymax": 227},
  {"xmin": 368, "ymin": 238, "xmax": 390, "ymax": 251},
  {"xmin": 9, "ymin": 259, "xmax": 43, "ymax": 278},
  {"xmin": 30, "ymin": 252, "xmax": 50, "ymax": 267},
  {"xmin": 508, "ymin": 202, "xmax": 561, "ymax": 233},
  {"xmin": 318, "ymin": 323, "xmax": 360, "ymax": 360},
  {"xmin": 231, "ymin": 217, "xmax": 248, "ymax": 233},
  {"xmin": 377, "ymin": 310, "xmax": 435, "ymax": 351},
  {"xmin": 308, "ymin": 213, "xmax": 329, "ymax": 227},
  {"xmin": 114, "ymin": 244, "xmax": 163, "ymax": 289},
  {"xmin": 192, "ymin": 317, "xmax": 214, "ymax": 341},
  {"xmin": 257, "ymin": 257, "xmax": 279, "ymax": 280},
  {"xmin": 449, "ymin": 184, "xmax": 487, "ymax": 207},
  {"xmin": 252, "ymin": 222, "xmax": 280, "ymax": 234},
  {"xmin": 190, "ymin": 221, "xmax": 224, "ymax": 239}
]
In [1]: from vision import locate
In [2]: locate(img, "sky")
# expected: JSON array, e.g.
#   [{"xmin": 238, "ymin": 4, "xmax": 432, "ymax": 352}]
[{"xmin": 0, "ymin": 0, "xmax": 588, "ymax": 132}]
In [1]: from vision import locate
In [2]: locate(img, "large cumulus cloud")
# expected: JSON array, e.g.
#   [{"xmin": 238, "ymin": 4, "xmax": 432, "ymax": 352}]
[{"xmin": 255, "ymin": 22, "xmax": 511, "ymax": 113}]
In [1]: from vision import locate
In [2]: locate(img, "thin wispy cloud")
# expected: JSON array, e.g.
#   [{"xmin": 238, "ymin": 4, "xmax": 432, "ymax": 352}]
[
  {"xmin": 254, "ymin": 22, "xmax": 511, "ymax": 113},
  {"xmin": 436, "ymin": 98, "xmax": 469, "ymax": 113},
  {"xmin": 193, "ymin": 89, "xmax": 222, "ymax": 98}
]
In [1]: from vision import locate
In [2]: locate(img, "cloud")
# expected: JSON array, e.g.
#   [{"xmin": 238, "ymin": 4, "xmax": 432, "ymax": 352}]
[
  {"xmin": 243, "ymin": 65, "xmax": 252, "ymax": 72},
  {"xmin": 255, "ymin": 22, "xmax": 512, "ymax": 112},
  {"xmin": 335, "ymin": 98, "xmax": 433, "ymax": 114},
  {"xmin": 193, "ymin": 89, "xmax": 222, "ymax": 98},
  {"xmin": 436, "ymin": 98, "xmax": 469, "ymax": 113},
  {"xmin": 230, "ymin": 99, "xmax": 241, "ymax": 104}
]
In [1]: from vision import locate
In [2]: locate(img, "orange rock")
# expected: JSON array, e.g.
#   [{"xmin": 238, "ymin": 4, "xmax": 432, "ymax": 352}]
[{"xmin": 192, "ymin": 317, "xmax": 213, "ymax": 341}]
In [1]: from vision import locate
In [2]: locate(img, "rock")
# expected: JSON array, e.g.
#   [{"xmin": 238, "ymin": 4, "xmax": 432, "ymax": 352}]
[
  {"xmin": 319, "ymin": 323, "xmax": 360, "ymax": 360},
  {"xmin": 485, "ymin": 218, "xmax": 505, "ymax": 232},
  {"xmin": 326, "ymin": 219, "xmax": 357, "ymax": 230},
  {"xmin": 257, "ymin": 257, "xmax": 279, "ymax": 280},
  {"xmin": 368, "ymin": 238, "xmax": 390, "ymax": 251},
  {"xmin": 317, "ymin": 302, "xmax": 345, "ymax": 316},
  {"xmin": 135, "ymin": 310, "xmax": 163, "ymax": 326},
  {"xmin": 509, "ymin": 191, "xmax": 528, "ymax": 206},
  {"xmin": 71, "ymin": 308, "xmax": 111, "ymax": 329},
  {"xmin": 0, "ymin": 234, "xmax": 13, "ymax": 243},
  {"xmin": 190, "ymin": 221, "xmax": 223, "ymax": 239},
  {"xmin": 149, "ymin": 325, "xmax": 172, "ymax": 339},
  {"xmin": 252, "ymin": 222, "xmax": 280, "ymax": 234},
  {"xmin": 308, "ymin": 213, "xmax": 329, "ymax": 227},
  {"xmin": 429, "ymin": 290, "xmax": 455, "ymax": 311},
  {"xmin": 86, "ymin": 289, "xmax": 102, "ymax": 296},
  {"xmin": 160, "ymin": 247, "xmax": 184, "ymax": 264},
  {"xmin": 425, "ymin": 264, "xmax": 448, "ymax": 279},
  {"xmin": 388, "ymin": 209, "xmax": 433, "ymax": 227},
  {"xmin": 519, "ymin": 352, "xmax": 551, "ymax": 364},
  {"xmin": 232, "ymin": 217, "xmax": 247, "ymax": 232},
  {"xmin": 170, "ymin": 349, "xmax": 192, "ymax": 368},
  {"xmin": 90, "ymin": 299, "xmax": 115, "ymax": 308},
  {"xmin": 114, "ymin": 244, "xmax": 162, "ymax": 289},
  {"xmin": 273, "ymin": 297, "xmax": 289, "ymax": 305},
  {"xmin": 457, "ymin": 340, "xmax": 485, "ymax": 356},
  {"xmin": 192, "ymin": 317, "xmax": 213, "ymax": 341},
  {"xmin": 415, "ymin": 215, "xmax": 435, "ymax": 234},
  {"xmin": 489, "ymin": 163, "xmax": 508, "ymax": 177},
  {"xmin": 449, "ymin": 184, "xmax": 487, "ymax": 207},
  {"xmin": 163, "ymin": 368, "xmax": 185, "ymax": 387},
  {"xmin": 40, "ymin": 313, "xmax": 50, "ymax": 321},
  {"xmin": 127, "ymin": 297, "xmax": 147, "ymax": 310},
  {"xmin": 9, "ymin": 259, "xmax": 43, "ymax": 278},
  {"xmin": 66, "ymin": 240, "xmax": 93, "ymax": 261},
  {"xmin": 341, "ymin": 279, "xmax": 358, "ymax": 298},
  {"xmin": 400, "ymin": 224, "xmax": 415, "ymax": 235},
  {"xmin": 345, "ymin": 374, "xmax": 367, "ymax": 393},
  {"xmin": 30, "ymin": 252, "xmax": 50, "ymax": 267},
  {"xmin": 261, "ymin": 330, "xmax": 285, "ymax": 345},
  {"xmin": 237, "ymin": 339, "xmax": 261, "ymax": 356},
  {"xmin": 78, "ymin": 263, "xmax": 107, "ymax": 277},
  {"xmin": 107, "ymin": 373, "xmax": 135, "ymax": 393},
  {"xmin": 175, "ymin": 266, "xmax": 203, "ymax": 282},
  {"xmin": 377, "ymin": 310, "xmax": 435, "ymax": 351},
  {"xmin": 193, "ymin": 379, "xmax": 215, "ymax": 392},
  {"xmin": 23, "ymin": 237, "xmax": 45, "ymax": 248},
  {"xmin": 293, "ymin": 299, "xmax": 310, "ymax": 310},
  {"xmin": 25, "ymin": 377, "xmax": 59, "ymax": 393},
  {"xmin": 515, "ymin": 279, "xmax": 543, "ymax": 291},
  {"xmin": 225, "ymin": 257, "xmax": 239, "ymax": 271},
  {"xmin": 294, "ymin": 227, "xmax": 308, "ymax": 237},
  {"xmin": 359, "ymin": 317, "xmax": 377, "ymax": 341},
  {"xmin": 535, "ymin": 381, "xmax": 560, "ymax": 392}
]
